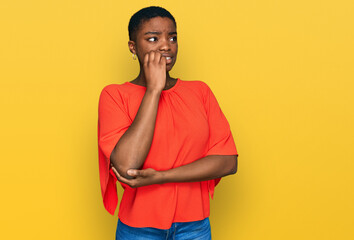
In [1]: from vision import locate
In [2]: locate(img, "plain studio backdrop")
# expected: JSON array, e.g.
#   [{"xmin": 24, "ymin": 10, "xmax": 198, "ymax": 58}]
[{"xmin": 0, "ymin": 0, "xmax": 353, "ymax": 239}]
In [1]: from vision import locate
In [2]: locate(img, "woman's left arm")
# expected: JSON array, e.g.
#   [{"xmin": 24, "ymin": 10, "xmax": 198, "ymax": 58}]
[{"xmin": 111, "ymin": 155, "xmax": 237, "ymax": 188}]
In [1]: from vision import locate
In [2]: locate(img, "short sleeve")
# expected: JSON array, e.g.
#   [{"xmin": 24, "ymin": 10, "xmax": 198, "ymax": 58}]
[
  {"xmin": 97, "ymin": 86, "xmax": 132, "ymax": 215},
  {"xmin": 203, "ymin": 82, "xmax": 238, "ymax": 199}
]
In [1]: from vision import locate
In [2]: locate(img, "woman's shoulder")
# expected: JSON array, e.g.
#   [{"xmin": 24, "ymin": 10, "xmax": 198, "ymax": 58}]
[
  {"xmin": 100, "ymin": 83, "xmax": 126, "ymax": 92},
  {"xmin": 181, "ymin": 79, "xmax": 206, "ymax": 86},
  {"xmin": 180, "ymin": 79, "xmax": 212, "ymax": 96},
  {"xmin": 98, "ymin": 83, "xmax": 135, "ymax": 106},
  {"xmin": 180, "ymin": 79, "xmax": 210, "ymax": 90},
  {"xmin": 99, "ymin": 82, "xmax": 141, "ymax": 98}
]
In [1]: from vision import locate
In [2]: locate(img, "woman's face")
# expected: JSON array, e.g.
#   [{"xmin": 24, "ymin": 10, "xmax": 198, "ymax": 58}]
[{"xmin": 129, "ymin": 17, "xmax": 178, "ymax": 72}]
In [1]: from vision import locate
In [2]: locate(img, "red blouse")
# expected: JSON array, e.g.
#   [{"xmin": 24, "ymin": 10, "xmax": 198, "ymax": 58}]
[{"xmin": 97, "ymin": 78, "xmax": 238, "ymax": 229}]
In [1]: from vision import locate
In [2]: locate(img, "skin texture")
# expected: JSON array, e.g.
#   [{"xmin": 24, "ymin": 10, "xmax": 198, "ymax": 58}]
[{"xmin": 110, "ymin": 16, "xmax": 238, "ymax": 186}]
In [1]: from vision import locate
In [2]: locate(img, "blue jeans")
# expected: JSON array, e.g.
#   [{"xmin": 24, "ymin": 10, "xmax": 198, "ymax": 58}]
[{"xmin": 116, "ymin": 217, "xmax": 212, "ymax": 240}]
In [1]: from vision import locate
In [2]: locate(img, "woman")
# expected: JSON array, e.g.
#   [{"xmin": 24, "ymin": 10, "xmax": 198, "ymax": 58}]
[{"xmin": 97, "ymin": 6, "xmax": 238, "ymax": 240}]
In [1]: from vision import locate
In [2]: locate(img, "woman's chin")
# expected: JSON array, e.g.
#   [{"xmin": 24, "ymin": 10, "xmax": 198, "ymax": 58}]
[{"xmin": 166, "ymin": 63, "xmax": 175, "ymax": 72}]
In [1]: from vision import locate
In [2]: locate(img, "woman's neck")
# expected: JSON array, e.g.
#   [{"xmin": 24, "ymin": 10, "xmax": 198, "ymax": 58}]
[{"xmin": 132, "ymin": 71, "xmax": 176, "ymax": 88}]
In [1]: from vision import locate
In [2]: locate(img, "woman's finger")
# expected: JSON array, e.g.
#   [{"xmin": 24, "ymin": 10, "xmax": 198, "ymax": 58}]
[
  {"xmin": 160, "ymin": 55, "xmax": 166, "ymax": 65},
  {"xmin": 110, "ymin": 166, "xmax": 140, "ymax": 188},
  {"xmin": 111, "ymin": 166, "xmax": 127, "ymax": 181},
  {"xmin": 143, "ymin": 52, "xmax": 149, "ymax": 66},
  {"xmin": 115, "ymin": 172, "xmax": 135, "ymax": 187},
  {"xmin": 127, "ymin": 169, "xmax": 139, "ymax": 177},
  {"xmin": 111, "ymin": 166, "xmax": 121, "ymax": 178},
  {"xmin": 149, "ymin": 50, "xmax": 155, "ymax": 62},
  {"xmin": 155, "ymin": 51, "xmax": 162, "ymax": 63},
  {"xmin": 119, "ymin": 177, "xmax": 133, "ymax": 186}
]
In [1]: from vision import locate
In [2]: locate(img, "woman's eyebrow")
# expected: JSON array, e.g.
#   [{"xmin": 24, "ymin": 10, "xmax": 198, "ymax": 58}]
[
  {"xmin": 144, "ymin": 31, "xmax": 177, "ymax": 35},
  {"xmin": 144, "ymin": 31, "xmax": 160, "ymax": 35}
]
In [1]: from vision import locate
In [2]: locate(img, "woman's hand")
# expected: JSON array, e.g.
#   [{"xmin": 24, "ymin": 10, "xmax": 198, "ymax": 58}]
[
  {"xmin": 143, "ymin": 50, "xmax": 166, "ymax": 91},
  {"xmin": 110, "ymin": 163, "xmax": 164, "ymax": 188}
]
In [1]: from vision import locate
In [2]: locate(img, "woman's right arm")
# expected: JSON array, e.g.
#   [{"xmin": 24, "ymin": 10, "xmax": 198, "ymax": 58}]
[{"xmin": 110, "ymin": 51, "xmax": 167, "ymax": 179}]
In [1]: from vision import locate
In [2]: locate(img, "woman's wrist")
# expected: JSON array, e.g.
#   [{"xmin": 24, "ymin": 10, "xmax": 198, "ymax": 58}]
[{"xmin": 157, "ymin": 170, "xmax": 170, "ymax": 184}]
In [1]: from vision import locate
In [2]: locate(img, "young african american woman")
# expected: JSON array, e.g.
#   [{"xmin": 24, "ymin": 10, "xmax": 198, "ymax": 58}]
[{"xmin": 98, "ymin": 6, "xmax": 238, "ymax": 240}]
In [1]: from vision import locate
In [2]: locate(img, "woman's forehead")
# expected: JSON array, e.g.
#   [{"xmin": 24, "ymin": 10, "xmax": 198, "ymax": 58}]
[{"xmin": 139, "ymin": 17, "xmax": 176, "ymax": 33}]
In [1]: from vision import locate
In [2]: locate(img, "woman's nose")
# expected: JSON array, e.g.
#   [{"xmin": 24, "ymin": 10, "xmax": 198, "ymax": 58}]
[{"xmin": 159, "ymin": 38, "xmax": 171, "ymax": 51}]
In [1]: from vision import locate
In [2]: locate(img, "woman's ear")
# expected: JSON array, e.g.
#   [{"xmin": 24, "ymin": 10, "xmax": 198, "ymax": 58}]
[{"xmin": 128, "ymin": 40, "xmax": 136, "ymax": 55}]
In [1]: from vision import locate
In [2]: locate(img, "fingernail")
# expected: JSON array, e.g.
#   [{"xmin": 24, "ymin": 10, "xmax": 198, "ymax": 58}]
[{"xmin": 127, "ymin": 170, "xmax": 133, "ymax": 175}]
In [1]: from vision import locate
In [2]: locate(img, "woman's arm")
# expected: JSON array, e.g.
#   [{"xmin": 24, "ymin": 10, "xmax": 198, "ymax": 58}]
[
  {"xmin": 111, "ymin": 155, "xmax": 238, "ymax": 188},
  {"xmin": 110, "ymin": 51, "xmax": 167, "ymax": 179},
  {"xmin": 110, "ymin": 89, "xmax": 161, "ymax": 179},
  {"xmin": 162, "ymin": 154, "xmax": 237, "ymax": 183}
]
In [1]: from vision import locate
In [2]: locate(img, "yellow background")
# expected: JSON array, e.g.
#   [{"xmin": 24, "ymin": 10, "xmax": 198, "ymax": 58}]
[{"xmin": 1, "ymin": 0, "xmax": 353, "ymax": 239}]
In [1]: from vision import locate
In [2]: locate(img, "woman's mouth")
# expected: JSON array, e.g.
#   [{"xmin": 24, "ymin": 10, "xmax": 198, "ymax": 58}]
[{"xmin": 163, "ymin": 56, "xmax": 173, "ymax": 64}]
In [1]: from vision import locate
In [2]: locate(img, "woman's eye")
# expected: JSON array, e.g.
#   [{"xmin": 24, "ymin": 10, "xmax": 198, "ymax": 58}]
[
  {"xmin": 148, "ymin": 37, "xmax": 157, "ymax": 42},
  {"xmin": 170, "ymin": 36, "xmax": 177, "ymax": 42}
]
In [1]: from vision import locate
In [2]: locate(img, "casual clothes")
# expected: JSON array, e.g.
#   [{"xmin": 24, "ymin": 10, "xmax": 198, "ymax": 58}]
[
  {"xmin": 97, "ymin": 78, "xmax": 238, "ymax": 229},
  {"xmin": 116, "ymin": 217, "xmax": 211, "ymax": 240}
]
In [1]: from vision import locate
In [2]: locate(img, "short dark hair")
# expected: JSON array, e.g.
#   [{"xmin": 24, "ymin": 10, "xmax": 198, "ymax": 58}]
[{"xmin": 128, "ymin": 6, "xmax": 176, "ymax": 42}]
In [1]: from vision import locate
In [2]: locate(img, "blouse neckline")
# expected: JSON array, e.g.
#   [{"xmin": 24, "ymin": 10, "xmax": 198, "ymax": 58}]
[{"xmin": 125, "ymin": 78, "xmax": 181, "ymax": 93}]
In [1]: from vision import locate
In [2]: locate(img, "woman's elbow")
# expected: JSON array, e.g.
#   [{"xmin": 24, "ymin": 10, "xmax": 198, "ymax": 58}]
[
  {"xmin": 110, "ymin": 151, "xmax": 136, "ymax": 179},
  {"xmin": 110, "ymin": 161, "xmax": 136, "ymax": 179},
  {"xmin": 227, "ymin": 155, "xmax": 238, "ymax": 175}
]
